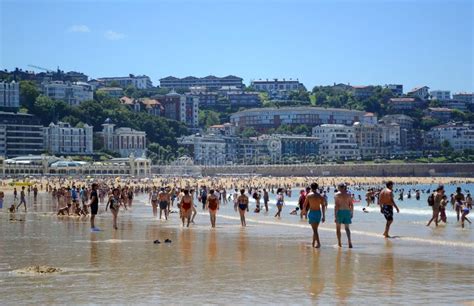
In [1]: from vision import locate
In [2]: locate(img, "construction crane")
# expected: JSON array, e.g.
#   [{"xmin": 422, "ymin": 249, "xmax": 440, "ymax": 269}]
[{"xmin": 27, "ymin": 64, "xmax": 55, "ymax": 73}]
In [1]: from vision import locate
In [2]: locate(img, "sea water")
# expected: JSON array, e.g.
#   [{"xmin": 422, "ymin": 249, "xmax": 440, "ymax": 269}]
[{"xmin": 0, "ymin": 184, "xmax": 472, "ymax": 304}]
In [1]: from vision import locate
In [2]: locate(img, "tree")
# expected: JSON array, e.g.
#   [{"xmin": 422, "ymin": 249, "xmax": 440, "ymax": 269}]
[
  {"xmin": 109, "ymin": 81, "xmax": 120, "ymax": 87},
  {"xmin": 19, "ymin": 80, "xmax": 40, "ymax": 109},
  {"xmin": 241, "ymin": 127, "xmax": 258, "ymax": 138},
  {"xmin": 199, "ymin": 110, "xmax": 220, "ymax": 127},
  {"xmin": 288, "ymin": 89, "xmax": 310, "ymax": 102},
  {"xmin": 419, "ymin": 117, "xmax": 440, "ymax": 130},
  {"xmin": 33, "ymin": 95, "xmax": 71, "ymax": 125}
]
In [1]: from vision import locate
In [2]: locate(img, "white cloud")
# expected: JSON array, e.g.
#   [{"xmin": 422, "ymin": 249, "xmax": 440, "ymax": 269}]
[
  {"xmin": 104, "ymin": 30, "xmax": 125, "ymax": 40},
  {"xmin": 69, "ymin": 25, "xmax": 91, "ymax": 33}
]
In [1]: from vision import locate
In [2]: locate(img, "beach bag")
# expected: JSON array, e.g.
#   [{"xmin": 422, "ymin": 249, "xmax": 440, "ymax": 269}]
[{"xmin": 427, "ymin": 194, "xmax": 435, "ymax": 207}]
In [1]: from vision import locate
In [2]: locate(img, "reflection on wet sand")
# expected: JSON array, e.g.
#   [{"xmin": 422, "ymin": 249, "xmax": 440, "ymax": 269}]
[
  {"xmin": 379, "ymin": 240, "xmax": 396, "ymax": 296},
  {"xmin": 208, "ymin": 230, "xmax": 217, "ymax": 263},
  {"xmin": 309, "ymin": 252, "xmax": 325, "ymax": 299},
  {"xmin": 90, "ymin": 234, "xmax": 99, "ymax": 267},
  {"xmin": 335, "ymin": 249, "xmax": 354, "ymax": 304},
  {"xmin": 180, "ymin": 229, "xmax": 194, "ymax": 265},
  {"xmin": 237, "ymin": 229, "xmax": 248, "ymax": 265}
]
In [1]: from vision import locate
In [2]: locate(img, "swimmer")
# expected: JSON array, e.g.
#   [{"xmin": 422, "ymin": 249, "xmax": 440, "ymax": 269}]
[{"xmin": 289, "ymin": 207, "xmax": 299, "ymax": 215}]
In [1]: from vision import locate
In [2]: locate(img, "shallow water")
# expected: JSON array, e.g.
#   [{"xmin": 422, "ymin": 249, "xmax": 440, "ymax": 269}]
[{"xmin": 0, "ymin": 185, "xmax": 473, "ymax": 304}]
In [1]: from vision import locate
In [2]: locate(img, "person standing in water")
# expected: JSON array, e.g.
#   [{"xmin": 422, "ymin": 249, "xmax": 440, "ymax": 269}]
[
  {"xmin": 454, "ymin": 187, "xmax": 465, "ymax": 222},
  {"xmin": 426, "ymin": 185, "xmax": 444, "ymax": 227},
  {"xmin": 105, "ymin": 188, "xmax": 121, "ymax": 230},
  {"xmin": 263, "ymin": 188, "xmax": 269, "ymax": 212},
  {"xmin": 302, "ymin": 183, "xmax": 326, "ymax": 248},
  {"xmin": 274, "ymin": 188, "xmax": 284, "ymax": 218},
  {"xmin": 16, "ymin": 186, "xmax": 27, "ymax": 212},
  {"xmin": 206, "ymin": 189, "xmax": 220, "ymax": 228},
  {"xmin": 334, "ymin": 183, "xmax": 353, "ymax": 248},
  {"xmin": 236, "ymin": 189, "xmax": 249, "ymax": 227},
  {"xmin": 379, "ymin": 181, "xmax": 400, "ymax": 238},
  {"xmin": 88, "ymin": 183, "xmax": 100, "ymax": 231}
]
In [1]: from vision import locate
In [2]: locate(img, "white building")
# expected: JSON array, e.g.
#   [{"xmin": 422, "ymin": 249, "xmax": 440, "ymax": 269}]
[
  {"xmin": 178, "ymin": 134, "xmax": 227, "ymax": 165},
  {"xmin": 430, "ymin": 90, "xmax": 451, "ymax": 101},
  {"xmin": 0, "ymin": 81, "xmax": 20, "ymax": 109},
  {"xmin": 42, "ymin": 81, "xmax": 94, "ymax": 106},
  {"xmin": 426, "ymin": 123, "xmax": 474, "ymax": 150},
  {"xmin": 100, "ymin": 118, "xmax": 146, "ymax": 157},
  {"xmin": 251, "ymin": 78, "xmax": 305, "ymax": 99},
  {"xmin": 230, "ymin": 106, "xmax": 376, "ymax": 131},
  {"xmin": 97, "ymin": 87, "xmax": 124, "ymax": 98},
  {"xmin": 44, "ymin": 122, "xmax": 93, "ymax": 155},
  {"xmin": 452, "ymin": 93, "xmax": 473, "ymax": 104},
  {"xmin": 384, "ymin": 84, "xmax": 403, "ymax": 96},
  {"xmin": 312, "ymin": 124, "xmax": 359, "ymax": 160},
  {"xmin": 97, "ymin": 75, "xmax": 153, "ymax": 89},
  {"xmin": 353, "ymin": 122, "xmax": 400, "ymax": 159},
  {"xmin": 407, "ymin": 86, "xmax": 430, "ymax": 100}
]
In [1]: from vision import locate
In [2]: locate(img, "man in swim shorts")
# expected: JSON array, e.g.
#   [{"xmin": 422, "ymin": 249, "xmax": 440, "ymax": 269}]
[
  {"xmin": 379, "ymin": 181, "xmax": 400, "ymax": 238},
  {"xmin": 88, "ymin": 183, "xmax": 100, "ymax": 231},
  {"xmin": 334, "ymin": 183, "xmax": 353, "ymax": 248},
  {"xmin": 302, "ymin": 183, "xmax": 326, "ymax": 248},
  {"xmin": 158, "ymin": 187, "xmax": 169, "ymax": 220}
]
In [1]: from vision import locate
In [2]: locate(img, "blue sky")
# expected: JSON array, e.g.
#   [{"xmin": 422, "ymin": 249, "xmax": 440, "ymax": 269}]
[{"xmin": 1, "ymin": 0, "xmax": 473, "ymax": 93}]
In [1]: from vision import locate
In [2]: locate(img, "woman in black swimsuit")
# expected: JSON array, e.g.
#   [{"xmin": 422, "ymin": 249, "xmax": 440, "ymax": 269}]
[
  {"xmin": 106, "ymin": 188, "xmax": 121, "ymax": 230},
  {"xmin": 236, "ymin": 189, "xmax": 249, "ymax": 227}
]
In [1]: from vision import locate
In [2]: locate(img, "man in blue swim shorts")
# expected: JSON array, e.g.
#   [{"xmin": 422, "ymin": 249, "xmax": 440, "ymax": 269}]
[
  {"xmin": 334, "ymin": 183, "xmax": 354, "ymax": 248},
  {"xmin": 302, "ymin": 183, "xmax": 326, "ymax": 248}
]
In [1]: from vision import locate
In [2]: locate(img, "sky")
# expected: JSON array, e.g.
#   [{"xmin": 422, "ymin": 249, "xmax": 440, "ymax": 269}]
[{"xmin": 1, "ymin": 0, "xmax": 473, "ymax": 93}]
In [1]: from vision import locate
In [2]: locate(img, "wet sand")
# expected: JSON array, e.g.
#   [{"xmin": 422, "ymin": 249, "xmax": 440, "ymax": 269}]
[{"xmin": 0, "ymin": 190, "xmax": 473, "ymax": 304}]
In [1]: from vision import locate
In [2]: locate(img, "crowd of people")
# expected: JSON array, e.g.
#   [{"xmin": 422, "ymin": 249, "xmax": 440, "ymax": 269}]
[{"xmin": 1, "ymin": 176, "xmax": 472, "ymax": 248}]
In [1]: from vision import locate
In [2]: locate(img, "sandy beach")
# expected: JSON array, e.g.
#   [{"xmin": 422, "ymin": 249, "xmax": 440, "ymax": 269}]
[{"xmin": 0, "ymin": 182, "xmax": 473, "ymax": 304}]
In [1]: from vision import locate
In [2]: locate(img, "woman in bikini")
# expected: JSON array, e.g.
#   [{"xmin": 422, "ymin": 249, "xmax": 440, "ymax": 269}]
[
  {"xmin": 274, "ymin": 188, "xmax": 285, "ymax": 218},
  {"xmin": 149, "ymin": 186, "xmax": 159, "ymax": 217},
  {"xmin": 180, "ymin": 189, "xmax": 193, "ymax": 227},
  {"xmin": 105, "ymin": 188, "xmax": 121, "ymax": 230},
  {"xmin": 236, "ymin": 189, "xmax": 249, "ymax": 227},
  {"xmin": 206, "ymin": 189, "xmax": 220, "ymax": 228}
]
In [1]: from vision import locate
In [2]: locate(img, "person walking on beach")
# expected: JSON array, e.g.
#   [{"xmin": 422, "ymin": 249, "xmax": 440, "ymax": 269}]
[
  {"xmin": 334, "ymin": 183, "xmax": 353, "ymax": 248},
  {"xmin": 427, "ymin": 185, "xmax": 444, "ymax": 227},
  {"xmin": 298, "ymin": 189, "xmax": 307, "ymax": 220},
  {"xmin": 263, "ymin": 188, "xmax": 269, "ymax": 212},
  {"xmin": 302, "ymin": 183, "xmax": 326, "ymax": 248},
  {"xmin": 16, "ymin": 186, "xmax": 27, "ymax": 212},
  {"xmin": 454, "ymin": 187, "xmax": 465, "ymax": 222},
  {"xmin": 206, "ymin": 189, "xmax": 220, "ymax": 228},
  {"xmin": 379, "ymin": 181, "xmax": 400, "ymax": 238},
  {"xmin": 158, "ymin": 187, "xmax": 169, "ymax": 220},
  {"xmin": 149, "ymin": 186, "xmax": 159, "ymax": 217},
  {"xmin": 438, "ymin": 194, "xmax": 448, "ymax": 224},
  {"xmin": 88, "ymin": 183, "xmax": 100, "ymax": 231},
  {"xmin": 105, "ymin": 188, "xmax": 121, "ymax": 230},
  {"xmin": 236, "ymin": 189, "xmax": 249, "ymax": 227},
  {"xmin": 180, "ymin": 189, "xmax": 193, "ymax": 227}
]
